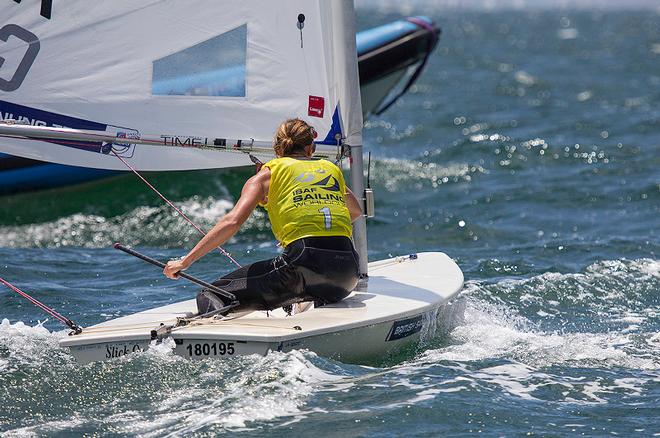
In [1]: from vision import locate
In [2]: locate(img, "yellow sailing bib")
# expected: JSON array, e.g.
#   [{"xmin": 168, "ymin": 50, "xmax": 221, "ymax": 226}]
[{"xmin": 262, "ymin": 157, "xmax": 352, "ymax": 246}]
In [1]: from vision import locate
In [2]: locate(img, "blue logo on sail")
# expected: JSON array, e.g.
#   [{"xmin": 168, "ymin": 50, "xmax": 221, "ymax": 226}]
[{"xmin": 0, "ymin": 100, "xmax": 137, "ymax": 157}]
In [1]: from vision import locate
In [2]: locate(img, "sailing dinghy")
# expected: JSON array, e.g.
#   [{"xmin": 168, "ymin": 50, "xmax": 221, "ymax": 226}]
[
  {"xmin": 62, "ymin": 252, "xmax": 463, "ymax": 364},
  {"xmin": 0, "ymin": 0, "xmax": 464, "ymax": 364}
]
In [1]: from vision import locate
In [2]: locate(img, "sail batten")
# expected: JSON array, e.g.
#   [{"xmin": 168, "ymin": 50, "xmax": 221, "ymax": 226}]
[{"xmin": 0, "ymin": 0, "xmax": 361, "ymax": 171}]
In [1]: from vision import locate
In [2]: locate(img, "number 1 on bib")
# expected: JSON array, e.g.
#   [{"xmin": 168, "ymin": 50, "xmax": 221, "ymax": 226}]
[{"xmin": 319, "ymin": 207, "xmax": 332, "ymax": 230}]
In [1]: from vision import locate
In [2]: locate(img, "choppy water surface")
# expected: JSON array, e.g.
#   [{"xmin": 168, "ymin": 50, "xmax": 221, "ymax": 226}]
[{"xmin": 1, "ymin": 7, "xmax": 659, "ymax": 437}]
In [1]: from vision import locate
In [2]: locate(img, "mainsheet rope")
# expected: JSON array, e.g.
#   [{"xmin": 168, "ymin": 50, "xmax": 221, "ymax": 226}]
[
  {"xmin": 0, "ymin": 277, "xmax": 82, "ymax": 334},
  {"xmin": 111, "ymin": 150, "xmax": 241, "ymax": 268}
]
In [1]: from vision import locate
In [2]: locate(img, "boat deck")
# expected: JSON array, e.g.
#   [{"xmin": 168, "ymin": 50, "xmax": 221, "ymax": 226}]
[{"xmin": 60, "ymin": 252, "xmax": 463, "ymax": 347}]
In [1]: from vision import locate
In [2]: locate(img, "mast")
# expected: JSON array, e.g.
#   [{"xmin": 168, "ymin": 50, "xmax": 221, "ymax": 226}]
[
  {"xmin": 329, "ymin": 0, "xmax": 368, "ymax": 276},
  {"xmin": 349, "ymin": 145, "xmax": 368, "ymax": 277}
]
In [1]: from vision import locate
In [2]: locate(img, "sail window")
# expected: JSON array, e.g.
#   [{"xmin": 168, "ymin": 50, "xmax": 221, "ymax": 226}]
[{"xmin": 152, "ymin": 24, "xmax": 247, "ymax": 97}]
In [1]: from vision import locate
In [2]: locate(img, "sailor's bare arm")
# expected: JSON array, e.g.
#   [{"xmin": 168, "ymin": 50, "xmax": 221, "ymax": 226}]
[{"xmin": 163, "ymin": 168, "xmax": 270, "ymax": 279}]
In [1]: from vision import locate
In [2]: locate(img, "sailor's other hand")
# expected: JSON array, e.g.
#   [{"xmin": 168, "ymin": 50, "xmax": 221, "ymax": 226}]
[{"xmin": 163, "ymin": 258, "xmax": 189, "ymax": 279}]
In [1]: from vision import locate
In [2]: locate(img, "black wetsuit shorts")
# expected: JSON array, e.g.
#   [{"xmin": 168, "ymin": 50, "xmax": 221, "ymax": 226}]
[{"xmin": 196, "ymin": 236, "xmax": 359, "ymax": 314}]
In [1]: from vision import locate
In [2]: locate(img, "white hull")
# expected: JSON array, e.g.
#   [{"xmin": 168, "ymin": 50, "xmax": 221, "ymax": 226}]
[
  {"xmin": 361, "ymin": 69, "xmax": 407, "ymax": 117},
  {"xmin": 60, "ymin": 252, "xmax": 464, "ymax": 364}
]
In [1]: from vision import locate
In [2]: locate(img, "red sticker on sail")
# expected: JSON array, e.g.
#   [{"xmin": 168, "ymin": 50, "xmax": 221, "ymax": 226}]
[{"xmin": 308, "ymin": 95, "xmax": 325, "ymax": 118}]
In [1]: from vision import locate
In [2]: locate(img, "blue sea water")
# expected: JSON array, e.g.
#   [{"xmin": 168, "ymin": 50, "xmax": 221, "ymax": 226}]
[{"xmin": 1, "ymin": 7, "xmax": 659, "ymax": 437}]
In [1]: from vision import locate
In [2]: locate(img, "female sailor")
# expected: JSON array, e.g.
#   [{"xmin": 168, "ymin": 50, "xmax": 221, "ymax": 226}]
[{"xmin": 163, "ymin": 118, "xmax": 363, "ymax": 314}]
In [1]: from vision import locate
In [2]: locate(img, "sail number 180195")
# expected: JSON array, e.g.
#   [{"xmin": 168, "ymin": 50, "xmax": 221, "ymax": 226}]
[{"xmin": 186, "ymin": 342, "xmax": 235, "ymax": 357}]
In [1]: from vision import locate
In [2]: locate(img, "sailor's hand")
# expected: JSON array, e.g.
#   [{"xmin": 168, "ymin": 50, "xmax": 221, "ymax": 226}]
[{"xmin": 163, "ymin": 258, "xmax": 189, "ymax": 279}]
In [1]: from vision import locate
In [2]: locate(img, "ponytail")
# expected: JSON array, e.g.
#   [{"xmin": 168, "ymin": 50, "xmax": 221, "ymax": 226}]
[{"xmin": 273, "ymin": 118, "xmax": 316, "ymax": 157}]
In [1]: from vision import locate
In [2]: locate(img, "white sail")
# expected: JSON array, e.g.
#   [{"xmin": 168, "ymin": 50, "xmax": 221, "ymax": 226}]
[
  {"xmin": 0, "ymin": 0, "xmax": 361, "ymax": 170},
  {"xmin": 327, "ymin": 1, "xmax": 363, "ymax": 148}
]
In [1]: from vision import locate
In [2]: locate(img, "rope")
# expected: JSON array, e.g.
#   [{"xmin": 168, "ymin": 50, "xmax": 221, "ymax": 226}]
[
  {"xmin": 0, "ymin": 277, "xmax": 82, "ymax": 333},
  {"xmin": 78, "ymin": 313, "xmax": 303, "ymax": 336},
  {"xmin": 111, "ymin": 150, "xmax": 241, "ymax": 268},
  {"xmin": 180, "ymin": 318, "xmax": 303, "ymax": 332},
  {"xmin": 80, "ymin": 321, "xmax": 179, "ymax": 334}
]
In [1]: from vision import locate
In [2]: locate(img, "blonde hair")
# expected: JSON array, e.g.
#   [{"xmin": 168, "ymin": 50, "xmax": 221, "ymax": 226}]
[{"xmin": 273, "ymin": 118, "xmax": 316, "ymax": 157}]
